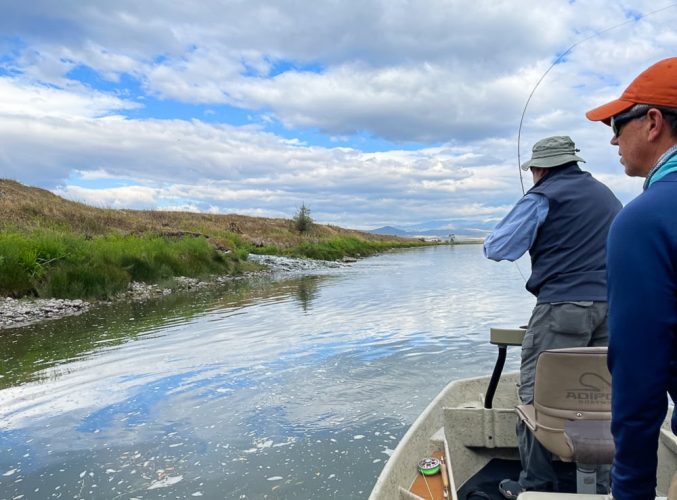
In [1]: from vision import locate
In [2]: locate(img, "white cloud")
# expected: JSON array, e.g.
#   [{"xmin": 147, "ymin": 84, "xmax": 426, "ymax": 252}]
[
  {"xmin": 0, "ymin": 77, "xmax": 137, "ymax": 119},
  {"xmin": 54, "ymin": 185, "xmax": 160, "ymax": 209}
]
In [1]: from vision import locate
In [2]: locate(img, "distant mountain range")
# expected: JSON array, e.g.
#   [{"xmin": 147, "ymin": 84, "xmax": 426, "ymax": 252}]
[{"xmin": 368, "ymin": 220, "xmax": 492, "ymax": 238}]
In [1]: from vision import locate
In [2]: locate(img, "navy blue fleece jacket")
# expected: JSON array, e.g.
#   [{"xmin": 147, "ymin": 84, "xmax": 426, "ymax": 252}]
[{"xmin": 607, "ymin": 170, "xmax": 677, "ymax": 499}]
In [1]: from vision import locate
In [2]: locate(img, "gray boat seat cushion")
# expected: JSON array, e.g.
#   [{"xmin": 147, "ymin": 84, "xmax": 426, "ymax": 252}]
[{"xmin": 515, "ymin": 347, "xmax": 614, "ymax": 464}]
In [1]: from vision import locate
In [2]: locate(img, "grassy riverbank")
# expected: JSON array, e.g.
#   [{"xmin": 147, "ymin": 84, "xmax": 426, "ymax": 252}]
[{"xmin": 0, "ymin": 179, "xmax": 431, "ymax": 299}]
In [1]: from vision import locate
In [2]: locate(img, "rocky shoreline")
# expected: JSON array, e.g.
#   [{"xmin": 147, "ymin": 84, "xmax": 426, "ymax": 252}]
[{"xmin": 0, "ymin": 254, "xmax": 353, "ymax": 330}]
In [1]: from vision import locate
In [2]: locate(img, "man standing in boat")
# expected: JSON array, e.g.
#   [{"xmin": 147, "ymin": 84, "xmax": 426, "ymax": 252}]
[
  {"xmin": 586, "ymin": 57, "xmax": 677, "ymax": 500},
  {"xmin": 484, "ymin": 136, "xmax": 622, "ymax": 498}
]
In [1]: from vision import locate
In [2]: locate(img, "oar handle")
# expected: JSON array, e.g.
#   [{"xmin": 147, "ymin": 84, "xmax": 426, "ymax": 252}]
[{"xmin": 441, "ymin": 456, "xmax": 449, "ymax": 496}]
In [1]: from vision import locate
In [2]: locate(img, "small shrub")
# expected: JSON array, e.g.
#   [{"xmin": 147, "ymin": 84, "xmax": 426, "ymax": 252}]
[{"xmin": 293, "ymin": 204, "xmax": 313, "ymax": 233}]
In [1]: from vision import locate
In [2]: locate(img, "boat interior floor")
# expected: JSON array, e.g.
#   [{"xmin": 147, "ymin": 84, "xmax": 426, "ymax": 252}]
[{"xmin": 457, "ymin": 459, "xmax": 580, "ymax": 500}]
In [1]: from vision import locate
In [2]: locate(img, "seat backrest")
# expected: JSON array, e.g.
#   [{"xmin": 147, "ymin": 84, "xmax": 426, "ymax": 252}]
[
  {"xmin": 531, "ymin": 347, "xmax": 612, "ymax": 461},
  {"xmin": 516, "ymin": 347, "xmax": 614, "ymax": 464},
  {"xmin": 534, "ymin": 346, "xmax": 611, "ymax": 420}
]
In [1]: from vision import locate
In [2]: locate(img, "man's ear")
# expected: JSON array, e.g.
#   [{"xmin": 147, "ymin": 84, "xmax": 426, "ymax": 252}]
[
  {"xmin": 646, "ymin": 108, "xmax": 666, "ymax": 143},
  {"xmin": 531, "ymin": 167, "xmax": 548, "ymax": 182}
]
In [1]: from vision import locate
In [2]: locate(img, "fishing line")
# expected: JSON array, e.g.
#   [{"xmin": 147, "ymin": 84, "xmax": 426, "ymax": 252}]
[
  {"xmin": 517, "ymin": 2, "xmax": 677, "ymax": 194},
  {"xmin": 514, "ymin": 259, "xmax": 528, "ymax": 283}
]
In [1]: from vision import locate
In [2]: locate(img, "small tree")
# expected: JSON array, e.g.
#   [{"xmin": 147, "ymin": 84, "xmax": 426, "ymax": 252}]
[{"xmin": 293, "ymin": 203, "xmax": 313, "ymax": 233}]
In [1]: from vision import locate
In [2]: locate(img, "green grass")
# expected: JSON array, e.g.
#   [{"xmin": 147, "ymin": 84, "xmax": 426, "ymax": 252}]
[
  {"xmin": 251, "ymin": 236, "xmax": 427, "ymax": 261},
  {"xmin": 0, "ymin": 230, "xmax": 245, "ymax": 299}
]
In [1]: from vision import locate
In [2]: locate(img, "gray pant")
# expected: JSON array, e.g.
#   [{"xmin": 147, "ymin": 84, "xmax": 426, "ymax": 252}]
[{"xmin": 517, "ymin": 302, "xmax": 610, "ymax": 492}]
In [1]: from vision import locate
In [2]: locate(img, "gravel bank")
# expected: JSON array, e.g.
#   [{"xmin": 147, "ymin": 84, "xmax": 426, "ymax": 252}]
[{"xmin": 0, "ymin": 254, "xmax": 352, "ymax": 330}]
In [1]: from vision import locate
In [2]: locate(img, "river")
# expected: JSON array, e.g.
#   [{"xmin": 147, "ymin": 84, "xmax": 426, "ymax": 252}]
[{"xmin": 0, "ymin": 245, "xmax": 534, "ymax": 499}]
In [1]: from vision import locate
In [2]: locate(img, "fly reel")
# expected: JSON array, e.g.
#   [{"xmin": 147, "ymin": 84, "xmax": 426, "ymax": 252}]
[{"xmin": 417, "ymin": 457, "xmax": 441, "ymax": 476}]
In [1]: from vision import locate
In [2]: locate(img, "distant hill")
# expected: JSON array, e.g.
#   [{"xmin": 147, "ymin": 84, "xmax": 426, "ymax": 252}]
[
  {"xmin": 369, "ymin": 221, "xmax": 491, "ymax": 239},
  {"xmin": 368, "ymin": 226, "xmax": 410, "ymax": 236}
]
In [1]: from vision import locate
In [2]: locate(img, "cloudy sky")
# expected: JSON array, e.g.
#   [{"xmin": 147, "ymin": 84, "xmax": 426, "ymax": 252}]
[{"xmin": 1, "ymin": 1, "xmax": 675, "ymax": 232}]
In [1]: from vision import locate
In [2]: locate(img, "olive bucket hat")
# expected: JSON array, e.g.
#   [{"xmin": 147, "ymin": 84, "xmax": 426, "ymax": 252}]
[{"xmin": 520, "ymin": 135, "xmax": 586, "ymax": 171}]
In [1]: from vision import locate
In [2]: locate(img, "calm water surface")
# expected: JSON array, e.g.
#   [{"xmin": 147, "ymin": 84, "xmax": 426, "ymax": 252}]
[{"xmin": 0, "ymin": 245, "xmax": 534, "ymax": 499}]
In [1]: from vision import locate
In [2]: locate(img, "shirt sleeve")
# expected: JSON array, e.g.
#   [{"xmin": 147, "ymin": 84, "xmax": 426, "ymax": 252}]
[{"xmin": 483, "ymin": 193, "xmax": 549, "ymax": 262}]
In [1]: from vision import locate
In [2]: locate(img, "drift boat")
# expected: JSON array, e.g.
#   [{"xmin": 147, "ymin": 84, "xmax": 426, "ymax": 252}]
[{"xmin": 369, "ymin": 327, "xmax": 677, "ymax": 500}]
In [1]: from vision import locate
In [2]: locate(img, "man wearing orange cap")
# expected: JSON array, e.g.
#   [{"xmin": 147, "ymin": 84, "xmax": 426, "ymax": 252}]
[{"xmin": 587, "ymin": 57, "xmax": 677, "ymax": 499}]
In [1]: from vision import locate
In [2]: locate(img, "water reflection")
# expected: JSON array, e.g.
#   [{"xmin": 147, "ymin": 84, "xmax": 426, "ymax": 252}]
[
  {"xmin": 0, "ymin": 245, "xmax": 534, "ymax": 499},
  {"xmin": 293, "ymin": 276, "xmax": 321, "ymax": 312},
  {"xmin": 0, "ymin": 275, "xmax": 334, "ymax": 390}
]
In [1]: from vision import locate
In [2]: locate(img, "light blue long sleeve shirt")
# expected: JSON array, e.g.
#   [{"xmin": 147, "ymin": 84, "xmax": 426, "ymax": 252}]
[{"xmin": 483, "ymin": 193, "xmax": 549, "ymax": 262}]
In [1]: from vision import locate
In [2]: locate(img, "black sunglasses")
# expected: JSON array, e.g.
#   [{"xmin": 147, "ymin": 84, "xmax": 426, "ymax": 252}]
[{"xmin": 611, "ymin": 106, "xmax": 651, "ymax": 138}]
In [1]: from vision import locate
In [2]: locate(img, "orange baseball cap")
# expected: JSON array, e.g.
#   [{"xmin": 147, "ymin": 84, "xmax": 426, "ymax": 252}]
[{"xmin": 586, "ymin": 57, "xmax": 677, "ymax": 125}]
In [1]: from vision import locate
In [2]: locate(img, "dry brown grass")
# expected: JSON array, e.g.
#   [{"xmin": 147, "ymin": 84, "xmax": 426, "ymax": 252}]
[{"xmin": 0, "ymin": 179, "xmax": 410, "ymax": 248}]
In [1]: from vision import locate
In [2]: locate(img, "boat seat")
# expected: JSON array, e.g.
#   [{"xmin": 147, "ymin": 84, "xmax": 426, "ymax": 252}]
[{"xmin": 515, "ymin": 347, "xmax": 614, "ymax": 492}]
